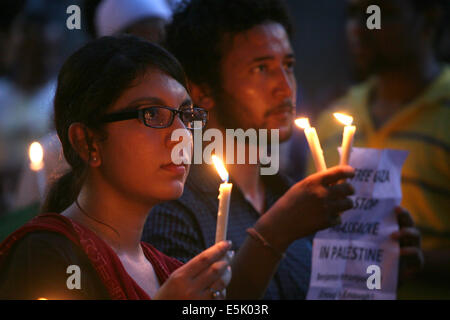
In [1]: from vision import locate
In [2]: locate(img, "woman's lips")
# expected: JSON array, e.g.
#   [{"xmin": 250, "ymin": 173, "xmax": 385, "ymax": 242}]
[{"xmin": 160, "ymin": 163, "xmax": 187, "ymax": 175}]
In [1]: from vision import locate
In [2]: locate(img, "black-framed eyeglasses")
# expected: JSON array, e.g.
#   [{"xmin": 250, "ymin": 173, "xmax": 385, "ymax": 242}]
[{"xmin": 101, "ymin": 105, "xmax": 208, "ymax": 129}]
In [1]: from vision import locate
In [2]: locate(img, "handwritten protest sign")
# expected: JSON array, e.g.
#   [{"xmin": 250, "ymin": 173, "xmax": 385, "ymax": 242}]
[{"xmin": 307, "ymin": 147, "xmax": 408, "ymax": 300}]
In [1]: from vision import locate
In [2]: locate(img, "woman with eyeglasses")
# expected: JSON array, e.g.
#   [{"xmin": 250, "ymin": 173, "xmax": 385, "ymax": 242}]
[{"xmin": 0, "ymin": 36, "xmax": 357, "ymax": 299}]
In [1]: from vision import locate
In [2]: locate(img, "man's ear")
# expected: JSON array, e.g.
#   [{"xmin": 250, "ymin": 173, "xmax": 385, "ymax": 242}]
[
  {"xmin": 189, "ymin": 81, "xmax": 216, "ymax": 111},
  {"xmin": 68, "ymin": 123, "xmax": 101, "ymax": 167}
]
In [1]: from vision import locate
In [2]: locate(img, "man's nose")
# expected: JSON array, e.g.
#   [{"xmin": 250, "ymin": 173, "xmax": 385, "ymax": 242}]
[{"xmin": 273, "ymin": 67, "xmax": 295, "ymax": 99}]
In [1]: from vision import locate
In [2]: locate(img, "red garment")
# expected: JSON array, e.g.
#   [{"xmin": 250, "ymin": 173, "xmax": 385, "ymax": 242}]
[{"xmin": 0, "ymin": 213, "xmax": 183, "ymax": 300}]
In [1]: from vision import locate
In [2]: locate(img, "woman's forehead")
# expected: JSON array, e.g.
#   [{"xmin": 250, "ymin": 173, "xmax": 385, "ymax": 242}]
[{"xmin": 111, "ymin": 69, "xmax": 189, "ymax": 112}]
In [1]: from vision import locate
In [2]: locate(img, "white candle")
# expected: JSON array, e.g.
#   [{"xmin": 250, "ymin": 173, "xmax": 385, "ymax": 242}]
[
  {"xmin": 333, "ymin": 113, "xmax": 356, "ymax": 166},
  {"xmin": 212, "ymin": 155, "xmax": 232, "ymax": 243},
  {"xmin": 29, "ymin": 141, "xmax": 46, "ymax": 199},
  {"xmin": 295, "ymin": 118, "xmax": 327, "ymax": 172}
]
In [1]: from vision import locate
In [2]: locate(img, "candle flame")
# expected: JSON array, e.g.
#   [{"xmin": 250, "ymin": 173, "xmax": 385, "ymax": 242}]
[
  {"xmin": 212, "ymin": 155, "xmax": 229, "ymax": 182},
  {"xmin": 294, "ymin": 117, "xmax": 311, "ymax": 129},
  {"xmin": 333, "ymin": 112, "xmax": 353, "ymax": 126},
  {"xmin": 29, "ymin": 141, "xmax": 44, "ymax": 171}
]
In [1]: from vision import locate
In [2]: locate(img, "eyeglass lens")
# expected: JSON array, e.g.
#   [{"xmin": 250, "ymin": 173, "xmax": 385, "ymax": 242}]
[{"xmin": 143, "ymin": 107, "xmax": 207, "ymax": 129}]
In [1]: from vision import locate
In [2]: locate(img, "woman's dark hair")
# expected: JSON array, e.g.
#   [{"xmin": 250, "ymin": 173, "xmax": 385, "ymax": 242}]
[{"xmin": 42, "ymin": 35, "xmax": 187, "ymax": 213}]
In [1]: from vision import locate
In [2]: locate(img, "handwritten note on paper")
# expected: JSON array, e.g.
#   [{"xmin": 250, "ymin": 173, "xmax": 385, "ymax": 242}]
[{"xmin": 307, "ymin": 147, "xmax": 408, "ymax": 300}]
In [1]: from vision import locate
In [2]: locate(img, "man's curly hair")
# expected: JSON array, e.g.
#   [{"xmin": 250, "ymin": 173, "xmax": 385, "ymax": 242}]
[{"xmin": 165, "ymin": 0, "xmax": 293, "ymax": 91}]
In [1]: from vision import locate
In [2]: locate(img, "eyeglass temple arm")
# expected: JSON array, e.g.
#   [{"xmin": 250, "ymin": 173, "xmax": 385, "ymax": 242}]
[{"xmin": 101, "ymin": 110, "xmax": 140, "ymax": 123}]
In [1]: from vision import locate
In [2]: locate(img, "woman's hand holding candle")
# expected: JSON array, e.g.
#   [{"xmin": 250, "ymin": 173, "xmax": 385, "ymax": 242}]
[{"xmin": 154, "ymin": 240, "xmax": 232, "ymax": 300}]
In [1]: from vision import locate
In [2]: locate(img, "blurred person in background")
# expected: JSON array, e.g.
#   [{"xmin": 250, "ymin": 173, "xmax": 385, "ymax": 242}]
[
  {"xmin": 0, "ymin": 1, "xmax": 26, "ymax": 77},
  {"xmin": 0, "ymin": 0, "xmax": 70, "ymax": 213},
  {"xmin": 91, "ymin": 0, "xmax": 172, "ymax": 42},
  {"xmin": 0, "ymin": 0, "xmax": 26, "ymax": 213},
  {"xmin": 309, "ymin": 0, "xmax": 450, "ymax": 297}
]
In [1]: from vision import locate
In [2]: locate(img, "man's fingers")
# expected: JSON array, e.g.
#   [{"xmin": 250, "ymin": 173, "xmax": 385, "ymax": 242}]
[
  {"xmin": 328, "ymin": 215, "xmax": 342, "ymax": 226},
  {"xmin": 391, "ymin": 227, "xmax": 421, "ymax": 247},
  {"xmin": 330, "ymin": 198, "xmax": 354, "ymax": 213},
  {"xmin": 319, "ymin": 166, "xmax": 355, "ymax": 185},
  {"xmin": 395, "ymin": 206, "xmax": 415, "ymax": 228},
  {"xmin": 399, "ymin": 247, "xmax": 424, "ymax": 272},
  {"xmin": 328, "ymin": 182, "xmax": 355, "ymax": 198},
  {"xmin": 400, "ymin": 246, "xmax": 424, "ymax": 259},
  {"xmin": 183, "ymin": 241, "xmax": 231, "ymax": 278}
]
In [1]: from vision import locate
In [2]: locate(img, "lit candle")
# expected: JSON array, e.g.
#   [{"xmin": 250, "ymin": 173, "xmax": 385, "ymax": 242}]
[
  {"xmin": 29, "ymin": 141, "xmax": 44, "ymax": 171},
  {"xmin": 333, "ymin": 113, "xmax": 356, "ymax": 166},
  {"xmin": 295, "ymin": 118, "xmax": 327, "ymax": 172},
  {"xmin": 29, "ymin": 141, "xmax": 46, "ymax": 199},
  {"xmin": 212, "ymin": 155, "xmax": 233, "ymax": 243}
]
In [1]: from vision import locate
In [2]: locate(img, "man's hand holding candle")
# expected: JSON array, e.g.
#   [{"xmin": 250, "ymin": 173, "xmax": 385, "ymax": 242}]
[
  {"xmin": 254, "ymin": 166, "xmax": 356, "ymax": 253},
  {"xmin": 228, "ymin": 166, "xmax": 355, "ymax": 299}
]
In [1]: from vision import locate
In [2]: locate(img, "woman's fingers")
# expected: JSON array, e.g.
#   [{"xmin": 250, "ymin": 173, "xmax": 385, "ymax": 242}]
[
  {"xmin": 226, "ymin": 250, "xmax": 235, "ymax": 263},
  {"xmin": 200, "ymin": 287, "xmax": 226, "ymax": 300},
  {"xmin": 194, "ymin": 259, "xmax": 230, "ymax": 290},
  {"xmin": 200, "ymin": 265, "xmax": 231, "ymax": 300},
  {"xmin": 221, "ymin": 264, "xmax": 232, "ymax": 287},
  {"xmin": 154, "ymin": 244, "xmax": 231, "ymax": 300},
  {"xmin": 207, "ymin": 280, "xmax": 228, "ymax": 300},
  {"xmin": 182, "ymin": 241, "xmax": 231, "ymax": 278}
]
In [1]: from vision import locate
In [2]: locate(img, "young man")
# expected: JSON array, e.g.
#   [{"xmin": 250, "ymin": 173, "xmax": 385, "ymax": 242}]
[
  {"xmin": 310, "ymin": 0, "xmax": 449, "ymax": 293},
  {"xmin": 142, "ymin": 0, "xmax": 423, "ymax": 299}
]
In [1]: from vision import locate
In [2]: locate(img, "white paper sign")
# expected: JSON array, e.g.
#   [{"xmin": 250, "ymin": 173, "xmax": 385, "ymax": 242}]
[{"xmin": 307, "ymin": 147, "xmax": 408, "ymax": 300}]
